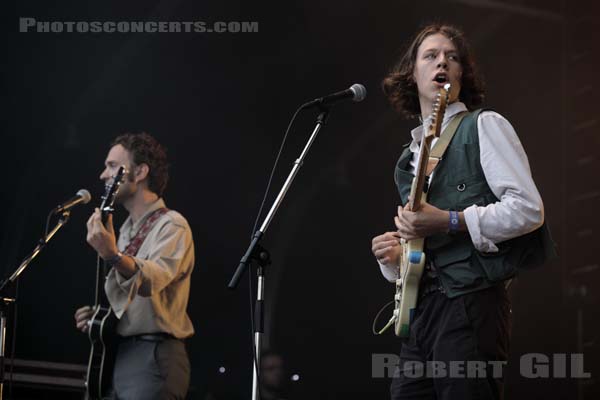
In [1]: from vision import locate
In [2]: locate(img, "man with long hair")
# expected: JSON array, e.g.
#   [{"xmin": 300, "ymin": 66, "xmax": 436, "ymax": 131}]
[
  {"xmin": 75, "ymin": 132, "xmax": 194, "ymax": 399},
  {"xmin": 371, "ymin": 24, "xmax": 554, "ymax": 399}
]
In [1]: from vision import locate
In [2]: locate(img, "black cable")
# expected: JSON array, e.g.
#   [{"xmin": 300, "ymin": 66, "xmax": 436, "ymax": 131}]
[
  {"xmin": 247, "ymin": 103, "xmax": 305, "ymax": 400},
  {"xmin": 12, "ymin": 209, "xmax": 57, "ymax": 397},
  {"xmin": 248, "ymin": 268, "xmax": 261, "ymax": 400},
  {"xmin": 4, "ymin": 209, "xmax": 67, "ymax": 397},
  {"xmin": 45, "ymin": 209, "xmax": 54, "ymax": 237},
  {"xmin": 250, "ymin": 105, "xmax": 304, "ymax": 236},
  {"xmin": 6, "ymin": 210, "xmax": 56, "ymax": 397},
  {"xmin": 8, "ymin": 279, "xmax": 18, "ymax": 398}
]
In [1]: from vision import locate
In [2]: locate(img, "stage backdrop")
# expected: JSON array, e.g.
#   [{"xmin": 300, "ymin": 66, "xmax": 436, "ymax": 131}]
[{"xmin": 3, "ymin": 0, "xmax": 599, "ymax": 399}]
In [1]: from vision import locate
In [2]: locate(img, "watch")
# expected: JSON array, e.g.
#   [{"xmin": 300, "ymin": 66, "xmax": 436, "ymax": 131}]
[{"xmin": 106, "ymin": 251, "xmax": 123, "ymax": 266}]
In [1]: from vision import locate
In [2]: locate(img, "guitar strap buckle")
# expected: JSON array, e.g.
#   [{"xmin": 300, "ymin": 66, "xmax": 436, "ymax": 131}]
[{"xmin": 426, "ymin": 157, "xmax": 441, "ymax": 177}]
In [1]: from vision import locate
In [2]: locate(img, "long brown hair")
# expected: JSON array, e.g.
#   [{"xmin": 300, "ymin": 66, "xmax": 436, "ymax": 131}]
[{"xmin": 382, "ymin": 24, "xmax": 485, "ymax": 118}]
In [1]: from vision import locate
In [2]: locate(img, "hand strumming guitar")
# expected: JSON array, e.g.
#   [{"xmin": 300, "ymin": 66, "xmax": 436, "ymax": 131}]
[
  {"xmin": 74, "ymin": 305, "xmax": 95, "ymax": 333},
  {"xmin": 371, "ymin": 231, "xmax": 402, "ymax": 268}
]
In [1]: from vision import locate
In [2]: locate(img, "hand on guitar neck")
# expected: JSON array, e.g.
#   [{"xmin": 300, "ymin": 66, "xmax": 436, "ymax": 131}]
[
  {"xmin": 395, "ymin": 201, "xmax": 466, "ymax": 241},
  {"xmin": 86, "ymin": 208, "xmax": 136, "ymax": 278},
  {"xmin": 86, "ymin": 208, "xmax": 119, "ymax": 260}
]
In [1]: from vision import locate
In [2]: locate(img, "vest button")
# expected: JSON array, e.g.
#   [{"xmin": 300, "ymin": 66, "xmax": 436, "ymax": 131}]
[{"xmin": 457, "ymin": 183, "xmax": 466, "ymax": 192}]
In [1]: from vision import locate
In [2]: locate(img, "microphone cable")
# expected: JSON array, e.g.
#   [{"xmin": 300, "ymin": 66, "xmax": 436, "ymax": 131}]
[
  {"xmin": 250, "ymin": 104, "xmax": 304, "ymax": 235},
  {"xmin": 246, "ymin": 103, "xmax": 305, "ymax": 400}
]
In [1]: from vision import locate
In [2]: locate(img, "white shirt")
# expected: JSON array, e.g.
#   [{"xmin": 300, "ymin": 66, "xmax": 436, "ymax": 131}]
[
  {"xmin": 379, "ymin": 102, "xmax": 544, "ymax": 282},
  {"xmin": 106, "ymin": 198, "xmax": 195, "ymax": 338}
]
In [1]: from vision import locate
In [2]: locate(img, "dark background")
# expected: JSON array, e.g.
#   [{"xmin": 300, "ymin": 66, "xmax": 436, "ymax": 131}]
[{"xmin": 2, "ymin": 0, "xmax": 600, "ymax": 399}]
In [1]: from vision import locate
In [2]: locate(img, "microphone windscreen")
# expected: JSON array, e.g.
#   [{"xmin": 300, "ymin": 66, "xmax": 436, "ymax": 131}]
[
  {"xmin": 77, "ymin": 189, "xmax": 92, "ymax": 204},
  {"xmin": 350, "ymin": 84, "xmax": 367, "ymax": 102}
]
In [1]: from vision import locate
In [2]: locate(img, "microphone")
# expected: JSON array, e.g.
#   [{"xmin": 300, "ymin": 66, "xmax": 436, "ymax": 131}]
[
  {"xmin": 301, "ymin": 83, "xmax": 367, "ymax": 109},
  {"xmin": 54, "ymin": 189, "xmax": 92, "ymax": 213}
]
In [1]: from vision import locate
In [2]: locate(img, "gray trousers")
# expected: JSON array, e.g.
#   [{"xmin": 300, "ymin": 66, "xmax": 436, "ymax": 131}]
[{"xmin": 108, "ymin": 335, "xmax": 190, "ymax": 400}]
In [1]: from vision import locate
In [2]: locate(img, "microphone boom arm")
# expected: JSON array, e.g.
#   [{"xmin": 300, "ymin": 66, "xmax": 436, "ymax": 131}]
[
  {"xmin": 0, "ymin": 210, "xmax": 71, "ymax": 293},
  {"xmin": 228, "ymin": 108, "xmax": 329, "ymax": 290},
  {"xmin": 228, "ymin": 107, "xmax": 330, "ymax": 400}
]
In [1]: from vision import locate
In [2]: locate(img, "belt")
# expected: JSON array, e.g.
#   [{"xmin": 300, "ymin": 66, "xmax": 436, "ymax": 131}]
[
  {"xmin": 120, "ymin": 333, "xmax": 178, "ymax": 342},
  {"xmin": 418, "ymin": 261, "xmax": 443, "ymax": 297},
  {"xmin": 419, "ymin": 276, "xmax": 445, "ymax": 298}
]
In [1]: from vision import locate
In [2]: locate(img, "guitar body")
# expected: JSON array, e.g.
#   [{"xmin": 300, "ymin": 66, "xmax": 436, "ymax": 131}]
[
  {"xmin": 394, "ymin": 194, "xmax": 428, "ymax": 338},
  {"xmin": 86, "ymin": 306, "xmax": 119, "ymax": 399}
]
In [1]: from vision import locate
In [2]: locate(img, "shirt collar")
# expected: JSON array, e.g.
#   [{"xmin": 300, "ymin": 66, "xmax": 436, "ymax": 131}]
[
  {"xmin": 120, "ymin": 198, "xmax": 166, "ymax": 235},
  {"xmin": 409, "ymin": 102, "xmax": 468, "ymax": 153}
]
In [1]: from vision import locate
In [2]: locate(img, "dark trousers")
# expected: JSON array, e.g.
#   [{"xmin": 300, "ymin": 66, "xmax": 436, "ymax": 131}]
[
  {"xmin": 390, "ymin": 284, "xmax": 511, "ymax": 400},
  {"xmin": 108, "ymin": 335, "xmax": 190, "ymax": 400}
]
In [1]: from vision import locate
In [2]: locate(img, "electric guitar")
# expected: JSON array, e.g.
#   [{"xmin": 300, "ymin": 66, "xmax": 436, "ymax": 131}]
[
  {"xmin": 393, "ymin": 85, "xmax": 449, "ymax": 337},
  {"xmin": 85, "ymin": 166, "xmax": 126, "ymax": 399}
]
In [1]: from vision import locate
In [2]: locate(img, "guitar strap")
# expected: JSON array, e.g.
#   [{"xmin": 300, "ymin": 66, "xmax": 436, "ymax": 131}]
[
  {"xmin": 123, "ymin": 208, "xmax": 169, "ymax": 257},
  {"xmin": 425, "ymin": 111, "xmax": 468, "ymax": 176}
]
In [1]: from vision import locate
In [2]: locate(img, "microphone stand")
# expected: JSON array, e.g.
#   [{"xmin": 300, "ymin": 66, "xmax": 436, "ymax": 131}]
[
  {"xmin": 228, "ymin": 106, "xmax": 330, "ymax": 400},
  {"xmin": 0, "ymin": 209, "xmax": 71, "ymax": 400}
]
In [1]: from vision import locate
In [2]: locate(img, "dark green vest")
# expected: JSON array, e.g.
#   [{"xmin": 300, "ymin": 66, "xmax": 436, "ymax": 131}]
[{"xmin": 394, "ymin": 110, "xmax": 556, "ymax": 298}]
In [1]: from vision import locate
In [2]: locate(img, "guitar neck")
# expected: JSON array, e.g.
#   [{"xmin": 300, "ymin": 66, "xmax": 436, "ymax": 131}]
[
  {"xmin": 94, "ymin": 257, "xmax": 111, "ymax": 307},
  {"xmin": 92, "ymin": 166, "xmax": 125, "ymax": 310},
  {"xmin": 408, "ymin": 85, "xmax": 449, "ymax": 212},
  {"xmin": 94, "ymin": 210, "xmax": 112, "ymax": 307},
  {"xmin": 408, "ymin": 135, "xmax": 434, "ymax": 211}
]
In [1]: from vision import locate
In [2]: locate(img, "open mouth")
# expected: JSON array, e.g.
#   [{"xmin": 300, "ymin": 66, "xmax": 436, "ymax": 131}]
[{"xmin": 433, "ymin": 73, "xmax": 448, "ymax": 84}]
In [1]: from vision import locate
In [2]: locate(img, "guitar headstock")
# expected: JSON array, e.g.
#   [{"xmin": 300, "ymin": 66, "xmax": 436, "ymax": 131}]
[
  {"xmin": 100, "ymin": 166, "xmax": 127, "ymax": 218},
  {"xmin": 427, "ymin": 83, "xmax": 451, "ymax": 139}
]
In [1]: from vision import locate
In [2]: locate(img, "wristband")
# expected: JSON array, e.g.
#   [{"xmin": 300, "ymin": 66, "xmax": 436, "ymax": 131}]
[
  {"xmin": 448, "ymin": 211, "xmax": 460, "ymax": 233},
  {"xmin": 106, "ymin": 251, "xmax": 123, "ymax": 266}
]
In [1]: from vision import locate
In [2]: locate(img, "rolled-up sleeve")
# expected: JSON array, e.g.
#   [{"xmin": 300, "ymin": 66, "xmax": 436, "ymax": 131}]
[
  {"xmin": 378, "ymin": 260, "xmax": 399, "ymax": 282},
  {"xmin": 130, "ymin": 223, "xmax": 193, "ymax": 297},
  {"xmin": 463, "ymin": 112, "xmax": 544, "ymax": 252},
  {"xmin": 107, "ymin": 218, "xmax": 194, "ymax": 317}
]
